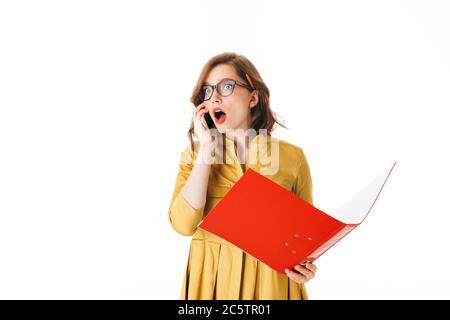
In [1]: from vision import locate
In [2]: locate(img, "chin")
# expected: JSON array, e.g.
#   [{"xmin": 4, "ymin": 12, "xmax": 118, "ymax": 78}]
[
  {"xmin": 215, "ymin": 126, "xmax": 227, "ymax": 134},
  {"xmin": 214, "ymin": 120, "xmax": 242, "ymax": 135},
  {"xmin": 213, "ymin": 122, "xmax": 229, "ymax": 132}
]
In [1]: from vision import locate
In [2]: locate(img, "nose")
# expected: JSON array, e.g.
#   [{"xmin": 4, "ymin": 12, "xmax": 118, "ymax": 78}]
[{"xmin": 210, "ymin": 89, "xmax": 222, "ymax": 104}]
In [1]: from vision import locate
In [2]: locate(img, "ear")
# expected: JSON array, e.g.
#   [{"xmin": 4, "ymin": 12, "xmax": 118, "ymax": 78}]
[{"xmin": 249, "ymin": 90, "xmax": 259, "ymax": 109}]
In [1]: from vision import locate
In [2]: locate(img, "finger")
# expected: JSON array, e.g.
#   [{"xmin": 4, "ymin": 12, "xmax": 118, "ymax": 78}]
[
  {"xmin": 294, "ymin": 265, "xmax": 314, "ymax": 279},
  {"xmin": 193, "ymin": 102, "xmax": 206, "ymax": 115},
  {"xmin": 285, "ymin": 268, "xmax": 308, "ymax": 284},
  {"xmin": 196, "ymin": 101, "xmax": 205, "ymax": 109},
  {"xmin": 305, "ymin": 263, "xmax": 317, "ymax": 273},
  {"xmin": 192, "ymin": 109, "xmax": 208, "ymax": 120},
  {"xmin": 194, "ymin": 107, "xmax": 209, "ymax": 121},
  {"xmin": 200, "ymin": 115, "xmax": 208, "ymax": 128},
  {"xmin": 195, "ymin": 109, "xmax": 209, "ymax": 122}
]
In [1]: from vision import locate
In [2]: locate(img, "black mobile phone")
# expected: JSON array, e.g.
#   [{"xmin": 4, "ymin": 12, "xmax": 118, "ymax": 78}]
[{"xmin": 202, "ymin": 112, "xmax": 215, "ymax": 129}]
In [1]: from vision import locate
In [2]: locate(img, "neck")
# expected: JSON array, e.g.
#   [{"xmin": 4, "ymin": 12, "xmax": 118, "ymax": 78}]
[
  {"xmin": 225, "ymin": 129, "xmax": 250, "ymax": 149},
  {"xmin": 226, "ymin": 131, "xmax": 251, "ymax": 165},
  {"xmin": 235, "ymin": 135, "xmax": 249, "ymax": 152}
]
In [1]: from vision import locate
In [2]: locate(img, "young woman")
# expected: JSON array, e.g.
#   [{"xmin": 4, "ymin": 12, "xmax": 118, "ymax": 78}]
[{"xmin": 167, "ymin": 52, "xmax": 317, "ymax": 300}]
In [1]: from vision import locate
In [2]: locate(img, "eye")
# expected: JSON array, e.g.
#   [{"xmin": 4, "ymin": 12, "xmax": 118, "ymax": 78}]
[
  {"xmin": 202, "ymin": 86, "xmax": 212, "ymax": 94},
  {"xmin": 221, "ymin": 80, "xmax": 234, "ymax": 92}
]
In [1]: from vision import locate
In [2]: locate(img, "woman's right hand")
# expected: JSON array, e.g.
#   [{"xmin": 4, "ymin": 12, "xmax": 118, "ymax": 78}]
[{"xmin": 193, "ymin": 102, "xmax": 215, "ymax": 149}]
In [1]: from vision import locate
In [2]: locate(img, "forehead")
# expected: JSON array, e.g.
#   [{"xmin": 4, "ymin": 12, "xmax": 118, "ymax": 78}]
[{"xmin": 204, "ymin": 64, "xmax": 242, "ymax": 85}]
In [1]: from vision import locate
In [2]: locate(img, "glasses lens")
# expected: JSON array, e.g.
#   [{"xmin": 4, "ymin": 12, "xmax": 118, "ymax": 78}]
[
  {"xmin": 218, "ymin": 80, "xmax": 235, "ymax": 97},
  {"xmin": 201, "ymin": 86, "xmax": 213, "ymax": 100}
]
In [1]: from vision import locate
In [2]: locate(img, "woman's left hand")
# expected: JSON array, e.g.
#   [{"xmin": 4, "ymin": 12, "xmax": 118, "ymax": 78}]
[{"xmin": 285, "ymin": 262, "xmax": 317, "ymax": 284}]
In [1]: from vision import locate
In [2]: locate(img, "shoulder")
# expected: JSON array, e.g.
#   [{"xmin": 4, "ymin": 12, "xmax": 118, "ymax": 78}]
[
  {"xmin": 179, "ymin": 141, "xmax": 200, "ymax": 164},
  {"xmin": 271, "ymin": 136, "xmax": 308, "ymax": 166}
]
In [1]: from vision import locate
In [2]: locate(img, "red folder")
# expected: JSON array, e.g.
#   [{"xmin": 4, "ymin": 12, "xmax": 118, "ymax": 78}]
[{"xmin": 198, "ymin": 162, "xmax": 397, "ymax": 274}]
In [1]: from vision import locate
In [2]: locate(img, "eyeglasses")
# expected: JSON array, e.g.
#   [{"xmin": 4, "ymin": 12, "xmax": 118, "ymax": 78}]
[{"xmin": 200, "ymin": 78, "xmax": 254, "ymax": 101}]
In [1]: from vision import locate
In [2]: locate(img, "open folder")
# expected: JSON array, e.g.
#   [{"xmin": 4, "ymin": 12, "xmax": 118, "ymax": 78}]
[{"xmin": 198, "ymin": 162, "xmax": 397, "ymax": 274}]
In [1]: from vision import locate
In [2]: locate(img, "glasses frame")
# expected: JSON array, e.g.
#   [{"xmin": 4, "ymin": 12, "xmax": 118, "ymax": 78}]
[{"xmin": 201, "ymin": 78, "xmax": 254, "ymax": 101}]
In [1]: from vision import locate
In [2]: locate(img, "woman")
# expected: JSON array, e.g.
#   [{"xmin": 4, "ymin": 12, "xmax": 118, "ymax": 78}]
[{"xmin": 167, "ymin": 52, "xmax": 317, "ymax": 300}]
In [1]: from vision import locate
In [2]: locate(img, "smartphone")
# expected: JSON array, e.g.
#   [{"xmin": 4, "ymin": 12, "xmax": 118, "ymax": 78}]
[{"xmin": 201, "ymin": 112, "xmax": 215, "ymax": 129}]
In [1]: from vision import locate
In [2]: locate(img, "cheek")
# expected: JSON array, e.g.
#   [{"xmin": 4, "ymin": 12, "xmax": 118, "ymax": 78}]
[
  {"xmin": 233, "ymin": 106, "xmax": 251, "ymax": 121},
  {"xmin": 223, "ymin": 97, "xmax": 251, "ymax": 123},
  {"xmin": 227, "ymin": 101, "xmax": 249, "ymax": 117}
]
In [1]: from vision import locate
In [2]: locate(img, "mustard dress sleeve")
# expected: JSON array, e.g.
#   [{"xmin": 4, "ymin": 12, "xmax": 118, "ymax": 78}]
[{"xmin": 167, "ymin": 145, "xmax": 205, "ymax": 236}]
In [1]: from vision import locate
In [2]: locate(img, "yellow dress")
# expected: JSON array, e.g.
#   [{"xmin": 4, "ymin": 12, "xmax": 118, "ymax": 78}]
[{"xmin": 167, "ymin": 134, "xmax": 313, "ymax": 300}]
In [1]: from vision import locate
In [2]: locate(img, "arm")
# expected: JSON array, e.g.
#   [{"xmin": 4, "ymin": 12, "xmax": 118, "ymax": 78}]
[{"xmin": 167, "ymin": 144, "xmax": 213, "ymax": 236}]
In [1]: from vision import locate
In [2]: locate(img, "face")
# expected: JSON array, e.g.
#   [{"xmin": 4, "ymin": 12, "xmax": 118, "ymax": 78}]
[{"xmin": 202, "ymin": 64, "xmax": 258, "ymax": 134}]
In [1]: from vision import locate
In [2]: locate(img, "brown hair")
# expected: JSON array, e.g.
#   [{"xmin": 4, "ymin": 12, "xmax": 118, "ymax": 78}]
[{"xmin": 188, "ymin": 52, "xmax": 287, "ymax": 151}]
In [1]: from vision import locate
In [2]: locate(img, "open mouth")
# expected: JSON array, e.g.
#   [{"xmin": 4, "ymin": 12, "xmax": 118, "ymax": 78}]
[{"xmin": 212, "ymin": 109, "xmax": 226, "ymax": 125}]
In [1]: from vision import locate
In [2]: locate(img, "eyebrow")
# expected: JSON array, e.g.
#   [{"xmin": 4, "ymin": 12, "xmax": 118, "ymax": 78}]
[{"xmin": 203, "ymin": 78, "xmax": 233, "ymax": 86}]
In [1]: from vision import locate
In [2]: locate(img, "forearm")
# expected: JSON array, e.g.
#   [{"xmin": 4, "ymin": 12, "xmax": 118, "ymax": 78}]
[{"xmin": 181, "ymin": 146, "xmax": 213, "ymax": 210}]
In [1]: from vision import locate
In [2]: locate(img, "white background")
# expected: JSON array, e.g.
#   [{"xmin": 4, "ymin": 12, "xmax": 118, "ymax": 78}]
[{"xmin": 0, "ymin": 0, "xmax": 449, "ymax": 299}]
